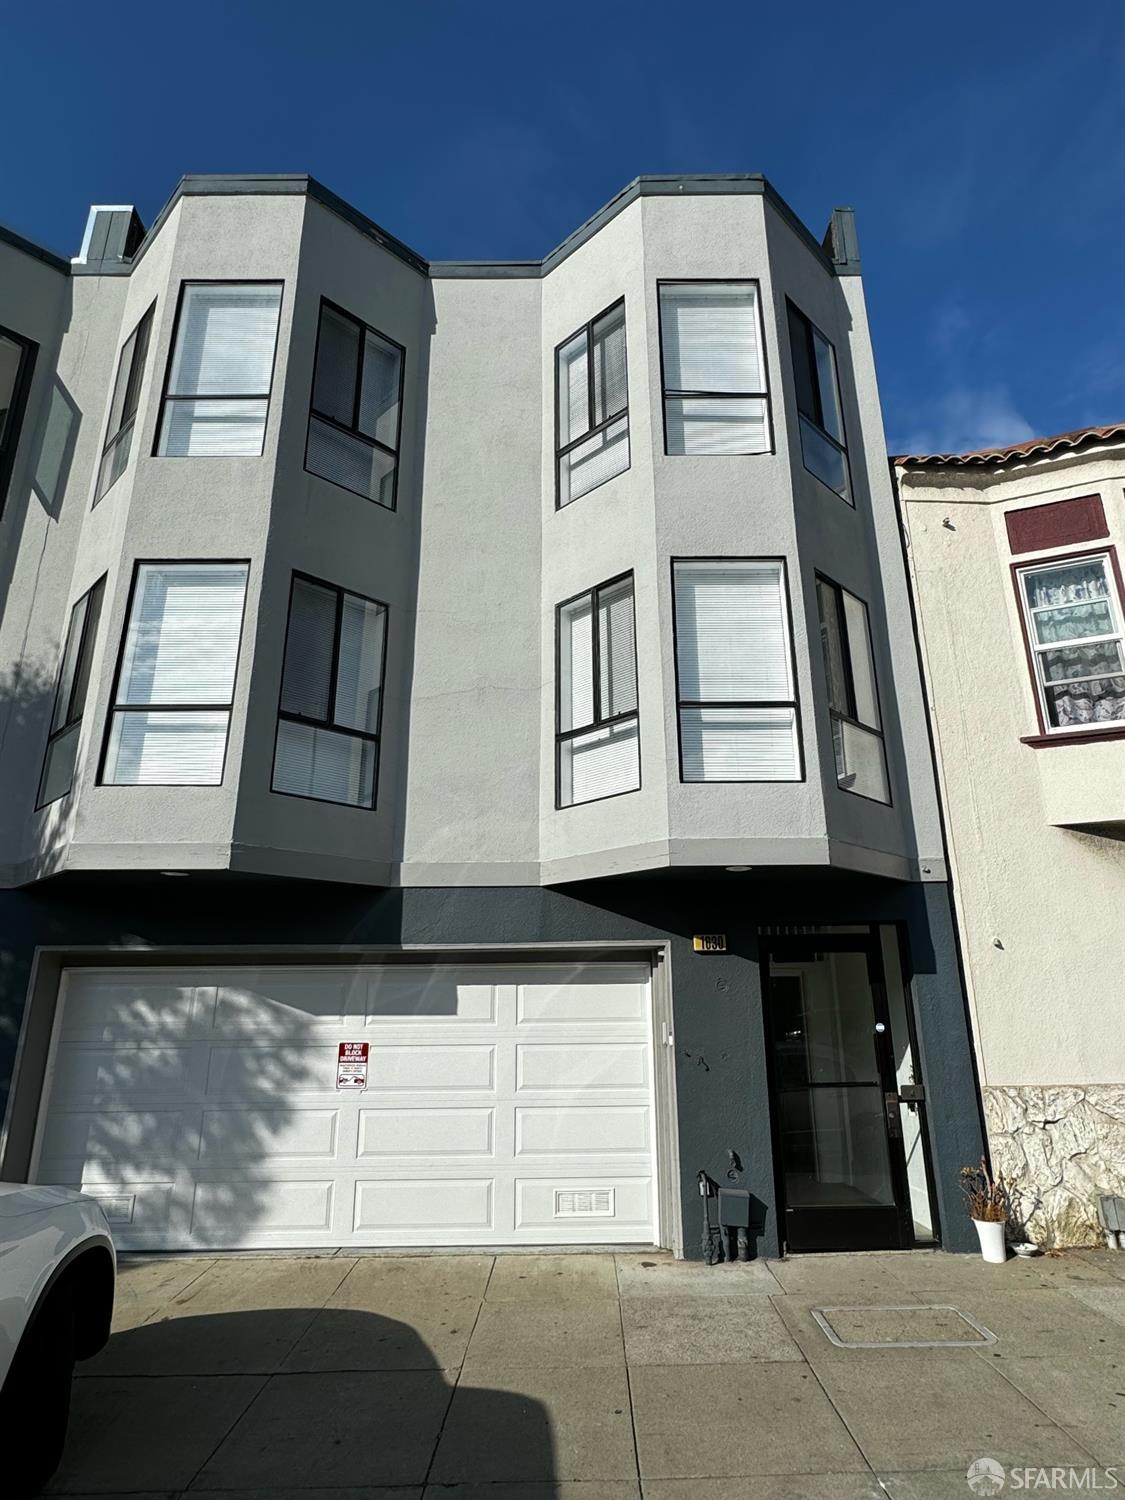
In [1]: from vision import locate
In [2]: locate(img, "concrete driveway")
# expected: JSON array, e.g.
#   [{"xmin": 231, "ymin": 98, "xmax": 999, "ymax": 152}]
[{"xmin": 48, "ymin": 1246, "xmax": 1125, "ymax": 1498}]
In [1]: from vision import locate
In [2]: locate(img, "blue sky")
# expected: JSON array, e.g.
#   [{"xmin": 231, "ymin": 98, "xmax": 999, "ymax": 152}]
[{"xmin": 3, "ymin": 2, "xmax": 1122, "ymax": 454}]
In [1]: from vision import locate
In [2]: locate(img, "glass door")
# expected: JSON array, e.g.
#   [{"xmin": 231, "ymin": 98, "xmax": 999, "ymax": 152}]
[{"xmin": 763, "ymin": 933, "xmax": 914, "ymax": 1251}]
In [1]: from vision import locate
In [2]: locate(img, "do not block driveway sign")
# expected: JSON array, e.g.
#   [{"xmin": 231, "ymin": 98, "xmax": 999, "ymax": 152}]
[{"xmin": 336, "ymin": 1041, "xmax": 369, "ymax": 1090}]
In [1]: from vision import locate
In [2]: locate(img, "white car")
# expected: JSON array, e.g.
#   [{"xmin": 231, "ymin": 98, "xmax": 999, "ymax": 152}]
[{"xmin": 0, "ymin": 1184, "xmax": 115, "ymax": 1492}]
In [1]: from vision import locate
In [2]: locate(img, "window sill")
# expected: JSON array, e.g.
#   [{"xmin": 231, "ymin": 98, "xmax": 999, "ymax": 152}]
[{"xmin": 1020, "ymin": 725, "xmax": 1125, "ymax": 749}]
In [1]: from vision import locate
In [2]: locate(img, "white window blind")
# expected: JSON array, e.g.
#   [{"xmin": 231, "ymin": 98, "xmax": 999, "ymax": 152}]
[
  {"xmin": 306, "ymin": 301, "xmax": 403, "ymax": 508},
  {"xmin": 659, "ymin": 284, "xmax": 769, "ymax": 457},
  {"xmin": 157, "ymin": 284, "xmax": 281, "ymax": 457},
  {"xmin": 556, "ymin": 302, "xmax": 629, "ymax": 506},
  {"xmin": 557, "ymin": 575, "xmax": 640, "ymax": 806},
  {"xmin": 104, "ymin": 563, "xmax": 248, "ymax": 786},
  {"xmin": 273, "ymin": 575, "xmax": 387, "ymax": 807},
  {"xmin": 673, "ymin": 560, "xmax": 799, "ymax": 781}
]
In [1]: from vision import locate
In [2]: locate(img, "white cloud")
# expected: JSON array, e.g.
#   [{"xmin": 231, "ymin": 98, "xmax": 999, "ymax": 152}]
[{"xmin": 890, "ymin": 385, "xmax": 1037, "ymax": 457}]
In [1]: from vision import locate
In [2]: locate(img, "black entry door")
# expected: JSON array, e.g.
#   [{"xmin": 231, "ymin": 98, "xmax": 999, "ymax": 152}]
[{"xmin": 763, "ymin": 934, "xmax": 914, "ymax": 1252}]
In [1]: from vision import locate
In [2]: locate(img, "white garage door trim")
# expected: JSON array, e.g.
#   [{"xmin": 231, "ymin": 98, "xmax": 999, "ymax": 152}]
[{"xmin": 31, "ymin": 960, "xmax": 662, "ymax": 1252}]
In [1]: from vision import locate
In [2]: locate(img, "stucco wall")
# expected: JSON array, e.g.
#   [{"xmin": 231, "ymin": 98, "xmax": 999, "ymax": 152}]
[
  {"xmin": 0, "ymin": 176, "xmax": 948, "ymax": 893},
  {"xmin": 898, "ymin": 444, "xmax": 1125, "ymax": 1244}
]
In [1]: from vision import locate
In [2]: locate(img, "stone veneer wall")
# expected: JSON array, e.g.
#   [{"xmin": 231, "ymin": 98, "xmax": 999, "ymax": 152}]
[{"xmin": 984, "ymin": 1086, "xmax": 1125, "ymax": 1247}]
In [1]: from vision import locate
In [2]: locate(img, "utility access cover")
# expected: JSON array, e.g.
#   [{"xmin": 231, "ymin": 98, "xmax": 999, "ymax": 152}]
[{"xmin": 812, "ymin": 1304, "xmax": 997, "ymax": 1349}]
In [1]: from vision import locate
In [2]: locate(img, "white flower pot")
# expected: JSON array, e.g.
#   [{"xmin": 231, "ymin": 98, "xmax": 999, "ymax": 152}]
[{"xmin": 973, "ymin": 1217, "xmax": 1007, "ymax": 1264}]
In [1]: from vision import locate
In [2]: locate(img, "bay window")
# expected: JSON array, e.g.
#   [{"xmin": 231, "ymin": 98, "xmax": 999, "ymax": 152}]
[
  {"xmin": 1017, "ymin": 552, "xmax": 1125, "ymax": 731},
  {"xmin": 658, "ymin": 282, "xmax": 770, "ymax": 455},
  {"xmin": 787, "ymin": 302, "xmax": 850, "ymax": 502},
  {"xmin": 102, "ymin": 562, "xmax": 249, "ymax": 785},
  {"xmin": 273, "ymin": 574, "xmax": 387, "ymax": 808},
  {"xmin": 672, "ymin": 559, "xmax": 801, "ymax": 781},
  {"xmin": 557, "ymin": 573, "xmax": 639, "ymax": 806},
  {"xmin": 305, "ymin": 300, "xmax": 404, "ymax": 508},
  {"xmin": 156, "ymin": 283, "xmax": 282, "ymax": 456},
  {"xmin": 815, "ymin": 575, "xmax": 889, "ymax": 802},
  {"xmin": 555, "ymin": 300, "xmax": 629, "ymax": 506}
]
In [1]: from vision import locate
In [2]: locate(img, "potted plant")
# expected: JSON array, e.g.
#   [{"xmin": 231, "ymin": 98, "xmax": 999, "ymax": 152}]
[{"xmin": 960, "ymin": 1159, "xmax": 1009, "ymax": 1263}]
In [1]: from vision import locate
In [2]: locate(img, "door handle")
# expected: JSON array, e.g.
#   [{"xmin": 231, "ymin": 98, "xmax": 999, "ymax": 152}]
[{"xmin": 884, "ymin": 1092, "xmax": 903, "ymax": 1139}]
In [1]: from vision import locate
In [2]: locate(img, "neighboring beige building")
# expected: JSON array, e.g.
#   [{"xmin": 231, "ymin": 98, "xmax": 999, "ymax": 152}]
[{"xmin": 895, "ymin": 425, "xmax": 1125, "ymax": 1246}]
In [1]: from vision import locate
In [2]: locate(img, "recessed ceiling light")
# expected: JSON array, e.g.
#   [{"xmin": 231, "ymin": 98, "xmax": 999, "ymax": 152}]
[{"xmin": 725, "ymin": 865, "xmax": 753, "ymax": 873}]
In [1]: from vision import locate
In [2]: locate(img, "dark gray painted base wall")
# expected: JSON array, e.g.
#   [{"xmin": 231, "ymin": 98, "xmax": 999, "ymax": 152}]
[{"xmin": 0, "ymin": 872, "xmax": 984, "ymax": 1255}]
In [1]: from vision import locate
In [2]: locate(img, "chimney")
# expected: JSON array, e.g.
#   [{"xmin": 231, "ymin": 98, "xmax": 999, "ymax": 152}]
[{"xmin": 72, "ymin": 205, "xmax": 146, "ymax": 268}]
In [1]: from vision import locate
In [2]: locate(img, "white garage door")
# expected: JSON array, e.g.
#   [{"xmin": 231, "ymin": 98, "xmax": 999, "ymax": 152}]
[{"xmin": 33, "ymin": 962, "xmax": 657, "ymax": 1251}]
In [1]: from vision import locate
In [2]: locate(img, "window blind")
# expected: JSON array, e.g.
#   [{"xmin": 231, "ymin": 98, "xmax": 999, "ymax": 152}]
[
  {"xmin": 273, "ymin": 574, "xmax": 387, "ymax": 807},
  {"xmin": 556, "ymin": 301, "xmax": 629, "ymax": 506},
  {"xmin": 673, "ymin": 560, "xmax": 799, "ymax": 781},
  {"xmin": 660, "ymin": 284, "xmax": 763, "ymax": 394},
  {"xmin": 659, "ymin": 284, "xmax": 769, "ymax": 456},
  {"xmin": 674, "ymin": 562, "xmax": 792, "ymax": 702},
  {"xmin": 557, "ymin": 575, "xmax": 640, "ymax": 805},
  {"xmin": 157, "ymin": 284, "xmax": 281, "ymax": 457},
  {"xmin": 104, "ymin": 563, "xmax": 248, "ymax": 786}
]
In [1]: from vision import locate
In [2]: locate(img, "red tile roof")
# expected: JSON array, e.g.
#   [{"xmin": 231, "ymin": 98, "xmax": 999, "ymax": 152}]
[{"xmin": 893, "ymin": 422, "xmax": 1125, "ymax": 469}]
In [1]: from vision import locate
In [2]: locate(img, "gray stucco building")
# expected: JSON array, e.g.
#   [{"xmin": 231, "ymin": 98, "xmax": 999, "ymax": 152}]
[{"xmin": 0, "ymin": 174, "xmax": 984, "ymax": 1257}]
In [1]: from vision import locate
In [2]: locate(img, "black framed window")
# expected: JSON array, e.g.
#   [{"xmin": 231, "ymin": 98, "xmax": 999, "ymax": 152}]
[
  {"xmin": 155, "ymin": 282, "xmax": 282, "ymax": 457},
  {"xmin": 787, "ymin": 302, "xmax": 851, "ymax": 503},
  {"xmin": 101, "ymin": 561, "xmax": 249, "ymax": 785},
  {"xmin": 305, "ymin": 299, "xmax": 404, "ymax": 509},
  {"xmin": 556, "ymin": 573, "xmax": 639, "ymax": 806},
  {"xmin": 0, "ymin": 323, "xmax": 37, "ymax": 516},
  {"xmin": 96, "ymin": 303, "xmax": 155, "ymax": 501},
  {"xmin": 672, "ymin": 559, "xmax": 801, "ymax": 781},
  {"xmin": 37, "ymin": 577, "xmax": 106, "ymax": 808},
  {"xmin": 815, "ymin": 575, "xmax": 888, "ymax": 802},
  {"xmin": 555, "ymin": 300, "xmax": 629, "ymax": 506},
  {"xmin": 658, "ymin": 282, "xmax": 770, "ymax": 455},
  {"xmin": 273, "ymin": 573, "xmax": 388, "ymax": 808}
]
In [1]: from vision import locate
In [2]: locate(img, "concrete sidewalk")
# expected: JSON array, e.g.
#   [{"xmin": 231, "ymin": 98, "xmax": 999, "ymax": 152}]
[{"xmin": 48, "ymin": 1247, "xmax": 1125, "ymax": 1498}]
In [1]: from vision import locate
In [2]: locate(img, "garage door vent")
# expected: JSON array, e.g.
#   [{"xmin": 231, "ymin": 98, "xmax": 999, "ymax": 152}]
[{"xmin": 555, "ymin": 1188, "xmax": 614, "ymax": 1217}]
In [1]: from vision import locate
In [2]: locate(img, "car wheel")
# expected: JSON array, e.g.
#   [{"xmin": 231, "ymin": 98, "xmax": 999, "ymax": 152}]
[{"xmin": 6, "ymin": 1285, "xmax": 77, "ymax": 1494}]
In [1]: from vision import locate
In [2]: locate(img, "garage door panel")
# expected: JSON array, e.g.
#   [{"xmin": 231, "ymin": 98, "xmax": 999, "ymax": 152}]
[
  {"xmin": 516, "ymin": 1043, "xmax": 649, "ymax": 1092},
  {"xmin": 357, "ymin": 1107, "xmax": 494, "ymax": 1158},
  {"xmin": 67, "ymin": 1181, "xmax": 177, "ymax": 1238},
  {"xmin": 204, "ymin": 1043, "xmax": 337, "ymax": 1098},
  {"xmin": 515, "ymin": 1105, "xmax": 650, "ymax": 1157},
  {"xmin": 52, "ymin": 1043, "xmax": 206, "ymax": 1104},
  {"xmin": 192, "ymin": 1179, "xmax": 335, "ymax": 1237},
  {"xmin": 517, "ymin": 973, "xmax": 648, "ymax": 1025},
  {"xmin": 38, "ymin": 1107, "xmax": 203, "ymax": 1168},
  {"xmin": 516, "ymin": 1177, "xmax": 652, "ymax": 1233},
  {"xmin": 38, "ymin": 963, "xmax": 657, "ymax": 1250},
  {"xmin": 365, "ymin": 972, "xmax": 495, "ymax": 1023},
  {"xmin": 213, "ymin": 972, "xmax": 362, "ymax": 1033},
  {"xmin": 368, "ymin": 1045, "xmax": 495, "ymax": 1093},
  {"xmin": 59, "ymin": 974, "xmax": 215, "ymax": 1041},
  {"xmin": 354, "ymin": 1178, "xmax": 494, "ymax": 1232},
  {"xmin": 199, "ymin": 1107, "xmax": 340, "ymax": 1161}
]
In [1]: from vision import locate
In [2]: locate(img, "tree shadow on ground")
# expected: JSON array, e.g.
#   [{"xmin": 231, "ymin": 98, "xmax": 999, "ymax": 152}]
[{"xmin": 54, "ymin": 1305, "xmax": 556, "ymax": 1492}]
